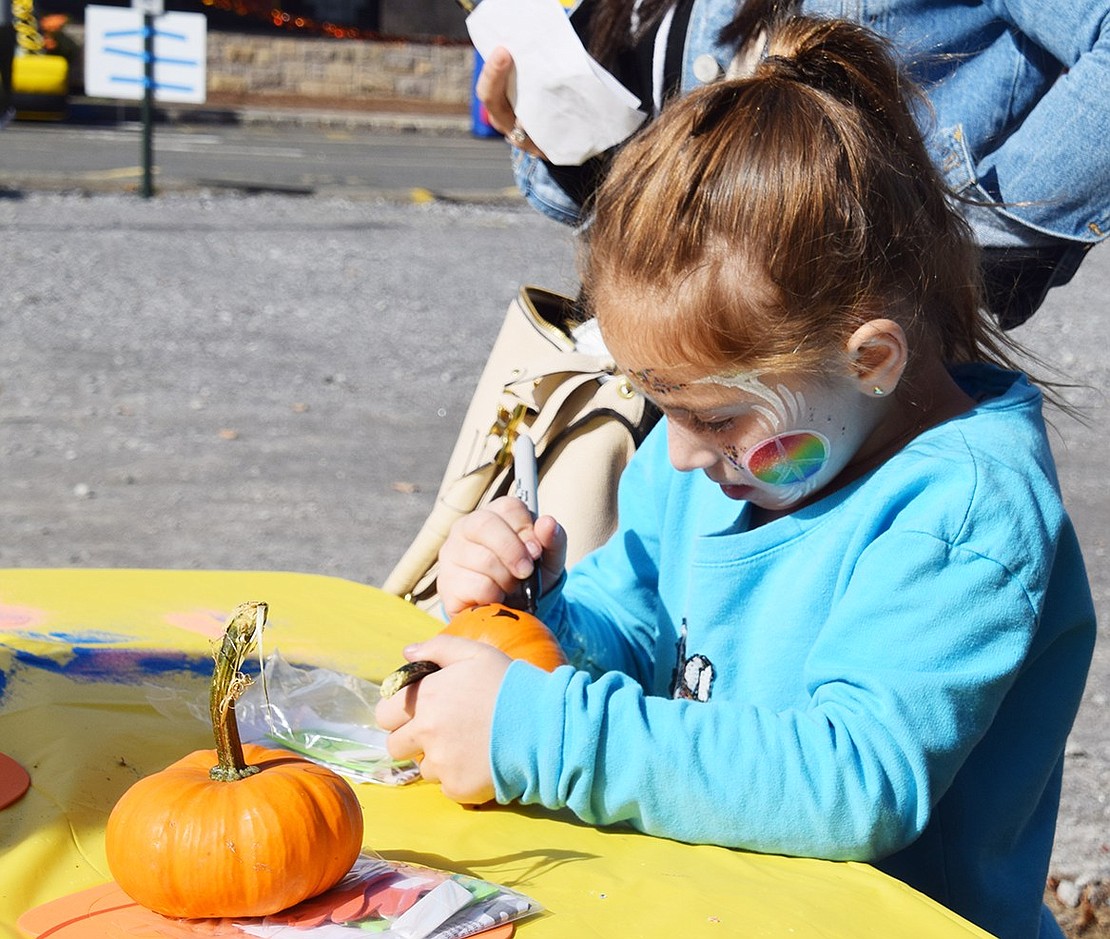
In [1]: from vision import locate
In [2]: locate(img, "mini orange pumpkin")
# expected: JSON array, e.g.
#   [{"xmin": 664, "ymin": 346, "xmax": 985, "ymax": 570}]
[
  {"xmin": 442, "ymin": 602, "xmax": 567, "ymax": 671},
  {"xmin": 380, "ymin": 602, "xmax": 567, "ymax": 698},
  {"xmin": 105, "ymin": 602, "xmax": 364, "ymax": 919}
]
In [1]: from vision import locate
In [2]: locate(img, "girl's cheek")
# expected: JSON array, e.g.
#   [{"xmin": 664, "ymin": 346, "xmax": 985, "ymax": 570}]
[{"xmin": 735, "ymin": 431, "xmax": 832, "ymax": 486}]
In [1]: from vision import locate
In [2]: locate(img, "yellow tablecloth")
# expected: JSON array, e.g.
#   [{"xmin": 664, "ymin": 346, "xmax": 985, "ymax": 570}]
[{"xmin": 0, "ymin": 569, "xmax": 995, "ymax": 938}]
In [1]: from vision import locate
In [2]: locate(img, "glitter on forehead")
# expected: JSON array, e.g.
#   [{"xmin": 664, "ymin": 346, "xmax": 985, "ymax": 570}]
[
  {"xmin": 631, "ymin": 367, "xmax": 775, "ymax": 399},
  {"xmin": 628, "ymin": 368, "xmax": 689, "ymax": 396},
  {"xmin": 690, "ymin": 369, "xmax": 768, "ymax": 392}
]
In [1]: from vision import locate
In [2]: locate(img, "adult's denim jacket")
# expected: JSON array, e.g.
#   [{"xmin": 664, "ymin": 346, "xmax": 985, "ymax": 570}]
[{"xmin": 514, "ymin": 0, "xmax": 1110, "ymax": 249}]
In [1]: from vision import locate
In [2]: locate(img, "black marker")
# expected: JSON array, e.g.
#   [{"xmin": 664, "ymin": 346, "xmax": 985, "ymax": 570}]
[{"xmin": 512, "ymin": 430, "xmax": 541, "ymax": 613}]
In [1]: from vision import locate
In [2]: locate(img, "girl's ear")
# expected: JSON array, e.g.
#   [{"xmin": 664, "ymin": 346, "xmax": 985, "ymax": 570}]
[{"xmin": 846, "ymin": 319, "xmax": 908, "ymax": 397}]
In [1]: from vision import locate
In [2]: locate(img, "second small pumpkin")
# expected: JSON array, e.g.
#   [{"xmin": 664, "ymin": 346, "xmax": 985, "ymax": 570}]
[{"xmin": 441, "ymin": 602, "xmax": 567, "ymax": 671}]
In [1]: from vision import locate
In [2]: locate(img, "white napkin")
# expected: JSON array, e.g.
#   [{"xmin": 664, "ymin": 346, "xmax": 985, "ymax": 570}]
[{"xmin": 466, "ymin": 0, "xmax": 646, "ymax": 165}]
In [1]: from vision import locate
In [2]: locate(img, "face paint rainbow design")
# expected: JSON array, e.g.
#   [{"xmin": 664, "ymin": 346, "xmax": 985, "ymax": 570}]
[{"xmin": 741, "ymin": 431, "xmax": 831, "ymax": 486}]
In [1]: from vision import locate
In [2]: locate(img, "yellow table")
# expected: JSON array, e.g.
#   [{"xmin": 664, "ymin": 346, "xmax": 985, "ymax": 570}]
[{"xmin": 0, "ymin": 569, "xmax": 995, "ymax": 939}]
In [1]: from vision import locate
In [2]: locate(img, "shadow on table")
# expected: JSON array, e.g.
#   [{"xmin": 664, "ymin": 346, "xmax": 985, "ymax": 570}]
[{"xmin": 380, "ymin": 846, "xmax": 597, "ymax": 890}]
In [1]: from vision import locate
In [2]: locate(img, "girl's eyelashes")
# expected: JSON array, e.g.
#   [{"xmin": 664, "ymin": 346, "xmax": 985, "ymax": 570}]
[
  {"xmin": 691, "ymin": 415, "xmax": 736, "ymax": 433},
  {"xmin": 672, "ymin": 411, "xmax": 737, "ymax": 434}
]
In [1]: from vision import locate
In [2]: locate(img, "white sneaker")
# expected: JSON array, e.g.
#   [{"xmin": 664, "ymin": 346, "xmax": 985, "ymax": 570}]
[{"xmin": 0, "ymin": 107, "xmax": 16, "ymax": 130}]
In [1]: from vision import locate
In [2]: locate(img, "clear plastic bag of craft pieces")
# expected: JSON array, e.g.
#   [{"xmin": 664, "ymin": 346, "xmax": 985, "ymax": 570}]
[
  {"xmin": 239, "ymin": 854, "xmax": 542, "ymax": 939},
  {"xmin": 231, "ymin": 650, "xmax": 421, "ymax": 785}
]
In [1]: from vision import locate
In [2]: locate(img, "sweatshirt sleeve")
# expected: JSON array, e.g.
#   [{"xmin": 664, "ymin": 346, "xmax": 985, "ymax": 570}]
[
  {"xmin": 535, "ymin": 421, "xmax": 669, "ymax": 685},
  {"xmin": 491, "ymin": 524, "xmax": 1092, "ymax": 860},
  {"xmin": 492, "ymin": 382, "xmax": 1095, "ymax": 859}
]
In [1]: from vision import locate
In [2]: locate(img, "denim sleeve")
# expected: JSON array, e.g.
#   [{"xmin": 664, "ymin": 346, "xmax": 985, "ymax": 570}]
[
  {"xmin": 511, "ymin": 149, "xmax": 586, "ymax": 228},
  {"xmin": 970, "ymin": 0, "xmax": 1110, "ymax": 241}
]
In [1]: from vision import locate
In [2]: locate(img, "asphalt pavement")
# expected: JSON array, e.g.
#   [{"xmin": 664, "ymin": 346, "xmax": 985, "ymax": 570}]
[
  {"xmin": 1, "ymin": 96, "xmax": 515, "ymax": 201},
  {"xmin": 1, "ymin": 99, "xmax": 1108, "ymax": 905}
]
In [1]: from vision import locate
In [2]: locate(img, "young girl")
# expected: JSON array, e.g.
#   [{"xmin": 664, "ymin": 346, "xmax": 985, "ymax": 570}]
[{"xmin": 378, "ymin": 17, "xmax": 1095, "ymax": 939}]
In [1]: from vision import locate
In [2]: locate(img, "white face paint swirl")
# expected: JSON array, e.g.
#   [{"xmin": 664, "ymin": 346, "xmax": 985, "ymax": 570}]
[
  {"xmin": 626, "ymin": 359, "xmax": 876, "ymax": 512},
  {"xmin": 693, "ymin": 371, "xmax": 834, "ymax": 506},
  {"xmin": 692, "ymin": 370, "xmax": 806, "ymax": 435}
]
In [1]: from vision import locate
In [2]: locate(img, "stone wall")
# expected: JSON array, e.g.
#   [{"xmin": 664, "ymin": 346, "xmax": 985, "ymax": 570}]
[
  {"xmin": 68, "ymin": 25, "xmax": 476, "ymax": 107},
  {"xmin": 207, "ymin": 32, "xmax": 475, "ymax": 105}
]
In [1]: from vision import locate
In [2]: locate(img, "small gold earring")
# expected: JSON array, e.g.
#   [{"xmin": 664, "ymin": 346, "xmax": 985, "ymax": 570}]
[{"xmin": 873, "ymin": 386, "xmax": 886, "ymax": 397}]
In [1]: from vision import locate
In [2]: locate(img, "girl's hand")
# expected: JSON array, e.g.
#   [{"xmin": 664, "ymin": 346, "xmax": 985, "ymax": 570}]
[
  {"xmin": 475, "ymin": 46, "xmax": 546, "ymax": 159},
  {"xmin": 375, "ymin": 634, "xmax": 511, "ymax": 804},
  {"xmin": 438, "ymin": 496, "xmax": 567, "ymax": 617}
]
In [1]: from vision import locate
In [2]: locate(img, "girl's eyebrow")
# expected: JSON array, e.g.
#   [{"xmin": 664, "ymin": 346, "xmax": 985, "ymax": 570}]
[
  {"xmin": 626, "ymin": 368, "xmax": 689, "ymax": 397},
  {"xmin": 624, "ymin": 369, "xmax": 760, "ymax": 418},
  {"xmin": 663, "ymin": 400, "xmax": 751, "ymax": 424}
]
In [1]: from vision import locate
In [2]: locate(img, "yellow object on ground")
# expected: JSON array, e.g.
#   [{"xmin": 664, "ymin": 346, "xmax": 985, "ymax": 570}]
[
  {"xmin": 10, "ymin": 0, "xmax": 69, "ymax": 120},
  {"xmin": 0, "ymin": 569, "xmax": 996, "ymax": 938},
  {"xmin": 11, "ymin": 54, "xmax": 67, "ymax": 96},
  {"xmin": 10, "ymin": 55, "xmax": 68, "ymax": 120}
]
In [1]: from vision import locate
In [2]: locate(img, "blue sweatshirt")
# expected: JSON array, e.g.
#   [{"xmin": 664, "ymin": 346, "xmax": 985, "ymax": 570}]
[{"xmin": 490, "ymin": 364, "xmax": 1095, "ymax": 939}]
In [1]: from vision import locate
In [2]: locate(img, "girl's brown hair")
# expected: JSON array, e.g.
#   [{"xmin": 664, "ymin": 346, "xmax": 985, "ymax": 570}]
[{"xmin": 581, "ymin": 15, "xmax": 1018, "ymax": 384}]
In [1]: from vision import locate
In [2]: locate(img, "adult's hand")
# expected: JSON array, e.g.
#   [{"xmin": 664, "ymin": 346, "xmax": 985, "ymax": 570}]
[{"xmin": 475, "ymin": 46, "xmax": 546, "ymax": 158}]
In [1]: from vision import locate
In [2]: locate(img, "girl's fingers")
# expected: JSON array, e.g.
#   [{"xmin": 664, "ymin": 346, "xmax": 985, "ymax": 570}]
[
  {"xmin": 377, "ymin": 637, "xmax": 507, "ymax": 804},
  {"xmin": 533, "ymin": 514, "xmax": 568, "ymax": 586},
  {"xmin": 437, "ymin": 498, "xmax": 567, "ymax": 614},
  {"xmin": 438, "ymin": 501, "xmax": 540, "ymax": 611}
]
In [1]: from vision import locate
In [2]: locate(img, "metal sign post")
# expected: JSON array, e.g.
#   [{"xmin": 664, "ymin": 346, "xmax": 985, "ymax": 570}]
[
  {"xmin": 141, "ymin": 11, "xmax": 155, "ymax": 197},
  {"xmin": 84, "ymin": 3, "xmax": 206, "ymax": 198}
]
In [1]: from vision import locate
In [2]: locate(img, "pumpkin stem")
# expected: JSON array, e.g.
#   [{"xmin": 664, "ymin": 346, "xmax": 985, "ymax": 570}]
[{"xmin": 209, "ymin": 601, "xmax": 267, "ymax": 782}]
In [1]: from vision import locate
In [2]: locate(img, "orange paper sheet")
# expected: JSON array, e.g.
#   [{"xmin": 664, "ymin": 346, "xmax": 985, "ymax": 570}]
[{"xmin": 18, "ymin": 880, "xmax": 515, "ymax": 939}]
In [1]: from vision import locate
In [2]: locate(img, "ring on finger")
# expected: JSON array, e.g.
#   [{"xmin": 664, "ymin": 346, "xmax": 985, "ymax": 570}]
[{"xmin": 506, "ymin": 124, "xmax": 529, "ymax": 147}]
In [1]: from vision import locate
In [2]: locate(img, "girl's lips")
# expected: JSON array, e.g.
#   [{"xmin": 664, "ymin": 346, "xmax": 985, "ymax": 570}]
[{"xmin": 719, "ymin": 484, "xmax": 753, "ymax": 501}]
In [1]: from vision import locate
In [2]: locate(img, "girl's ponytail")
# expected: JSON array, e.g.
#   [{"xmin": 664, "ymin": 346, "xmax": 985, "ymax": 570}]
[
  {"xmin": 756, "ymin": 18, "xmax": 933, "ymax": 188},
  {"xmin": 583, "ymin": 15, "xmax": 1001, "ymax": 382}
]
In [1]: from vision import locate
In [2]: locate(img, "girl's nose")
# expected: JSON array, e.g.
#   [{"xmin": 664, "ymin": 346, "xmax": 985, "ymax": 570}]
[{"xmin": 667, "ymin": 423, "xmax": 718, "ymax": 472}]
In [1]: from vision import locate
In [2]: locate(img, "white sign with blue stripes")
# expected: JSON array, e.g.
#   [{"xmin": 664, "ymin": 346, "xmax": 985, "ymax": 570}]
[{"xmin": 84, "ymin": 6, "xmax": 207, "ymax": 104}]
